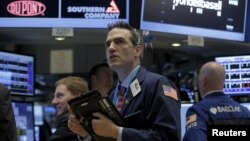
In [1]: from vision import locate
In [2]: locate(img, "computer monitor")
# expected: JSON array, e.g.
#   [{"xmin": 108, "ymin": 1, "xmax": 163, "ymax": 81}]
[
  {"xmin": 215, "ymin": 55, "xmax": 250, "ymax": 96},
  {"xmin": 34, "ymin": 125, "xmax": 40, "ymax": 141},
  {"xmin": 34, "ymin": 103, "xmax": 44, "ymax": 126},
  {"xmin": 12, "ymin": 101, "xmax": 35, "ymax": 141},
  {"xmin": 181, "ymin": 103, "xmax": 193, "ymax": 139},
  {"xmin": 0, "ymin": 50, "xmax": 35, "ymax": 96},
  {"xmin": 43, "ymin": 104, "xmax": 57, "ymax": 132},
  {"xmin": 140, "ymin": 0, "xmax": 248, "ymax": 41}
]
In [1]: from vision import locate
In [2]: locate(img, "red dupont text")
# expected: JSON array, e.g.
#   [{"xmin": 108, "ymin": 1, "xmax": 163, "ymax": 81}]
[{"xmin": 7, "ymin": 0, "xmax": 46, "ymax": 16}]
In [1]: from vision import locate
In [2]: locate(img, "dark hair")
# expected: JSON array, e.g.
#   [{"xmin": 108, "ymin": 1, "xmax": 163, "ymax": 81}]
[
  {"xmin": 107, "ymin": 21, "xmax": 143, "ymax": 46},
  {"xmin": 88, "ymin": 63, "xmax": 109, "ymax": 90},
  {"xmin": 88, "ymin": 63, "xmax": 109, "ymax": 78}
]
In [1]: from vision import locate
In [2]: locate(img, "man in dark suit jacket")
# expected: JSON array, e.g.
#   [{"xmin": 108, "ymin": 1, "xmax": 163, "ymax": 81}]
[
  {"xmin": 68, "ymin": 21, "xmax": 181, "ymax": 141},
  {"xmin": 0, "ymin": 85, "xmax": 17, "ymax": 141}
]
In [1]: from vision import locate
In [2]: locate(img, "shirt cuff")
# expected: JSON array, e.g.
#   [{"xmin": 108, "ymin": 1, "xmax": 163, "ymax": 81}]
[
  {"xmin": 117, "ymin": 127, "xmax": 123, "ymax": 141},
  {"xmin": 77, "ymin": 134, "xmax": 91, "ymax": 141}
]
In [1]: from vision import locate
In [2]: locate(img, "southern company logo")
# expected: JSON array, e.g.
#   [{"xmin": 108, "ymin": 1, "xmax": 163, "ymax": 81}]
[
  {"xmin": 67, "ymin": 0, "xmax": 121, "ymax": 19},
  {"xmin": 7, "ymin": 0, "xmax": 46, "ymax": 16},
  {"xmin": 106, "ymin": 0, "xmax": 120, "ymax": 13}
]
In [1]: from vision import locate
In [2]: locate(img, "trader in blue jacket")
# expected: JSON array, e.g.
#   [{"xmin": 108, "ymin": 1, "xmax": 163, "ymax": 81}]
[
  {"xmin": 183, "ymin": 61, "xmax": 250, "ymax": 141},
  {"xmin": 68, "ymin": 21, "xmax": 181, "ymax": 141}
]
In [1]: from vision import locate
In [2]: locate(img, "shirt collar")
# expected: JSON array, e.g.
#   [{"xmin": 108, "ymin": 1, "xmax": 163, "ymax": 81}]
[
  {"xmin": 203, "ymin": 90, "xmax": 224, "ymax": 98},
  {"xmin": 120, "ymin": 65, "xmax": 140, "ymax": 89}
]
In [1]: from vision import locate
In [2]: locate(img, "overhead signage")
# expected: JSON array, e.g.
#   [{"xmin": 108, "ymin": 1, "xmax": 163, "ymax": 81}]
[
  {"xmin": 52, "ymin": 28, "xmax": 74, "ymax": 37},
  {"xmin": 0, "ymin": 0, "xmax": 129, "ymax": 28},
  {"xmin": 62, "ymin": 0, "xmax": 123, "ymax": 19},
  {"xmin": 7, "ymin": 1, "xmax": 46, "ymax": 16},
  {"xmin": 140, "ymin": 0, "xmax": 248, "ymax": 41},
  {"xmin": 0, "ymin": 0, "xmax": 58, "ymax": 17}
]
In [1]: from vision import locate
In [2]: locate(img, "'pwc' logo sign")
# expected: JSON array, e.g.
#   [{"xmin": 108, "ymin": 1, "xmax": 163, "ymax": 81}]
[{"xmin": 7, "ymin": 0, "xmax": 46, "ymax": 16}]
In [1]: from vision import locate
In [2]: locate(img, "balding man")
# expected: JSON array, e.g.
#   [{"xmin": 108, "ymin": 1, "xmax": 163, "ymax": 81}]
[{"xmin": 183, "ymin": 61, "xmax": 250, "ymax": 141}]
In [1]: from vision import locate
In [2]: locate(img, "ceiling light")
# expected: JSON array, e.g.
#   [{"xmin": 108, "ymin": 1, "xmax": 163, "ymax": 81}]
[
  {"xmin": 54, "ymin": 37, "xmax": 66, "ymax": 41},
  {"xmin": 171, "ymin": 42, "xmax": 181, "ymax": 47}
]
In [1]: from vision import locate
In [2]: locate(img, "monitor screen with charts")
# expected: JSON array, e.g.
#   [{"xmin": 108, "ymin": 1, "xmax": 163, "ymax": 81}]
[
  {"xmin": 215, "ymin": 55, "xmax": 250, "ymax": 96},
  {"xmin": 0, "ymin": 51, "xmax": 35, "ymax": 96}
]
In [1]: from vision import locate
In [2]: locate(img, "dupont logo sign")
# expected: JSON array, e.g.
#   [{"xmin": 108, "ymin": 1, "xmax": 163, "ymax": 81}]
[{"xmin": 7, "ymin": 0, "xmax": 46, "ymax": 16}]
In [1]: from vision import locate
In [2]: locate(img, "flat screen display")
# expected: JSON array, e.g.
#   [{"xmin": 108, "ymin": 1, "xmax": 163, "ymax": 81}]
[
  {"xmin": 12, "ymin": 101, "xmax": 35, "ymax": 141},
  {"xmin": 0, "ymin": 51, "xmax": 35, "ymax": 96},
  {"xmin": 0, "ymin": 0, "xmax": 129, "ymax": 28},
  {"xmin": 34, "ymin": 103, "xmax": 43, "ymax": 125},
  {"xmin": 181, "ymin": 103, "xmax": 193, "ymax": 139},
  {"xmin": 215, "ymin": 55, "xmax": 250, "ymax": 96},
  {"xmin": 140, "ymin": 0, "xmax": 248, "ymax": 41},
  {"xmin": 43, "ymin": 104, "xmax": 57, "ymax": 131}
]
